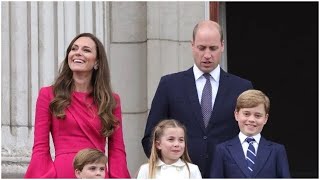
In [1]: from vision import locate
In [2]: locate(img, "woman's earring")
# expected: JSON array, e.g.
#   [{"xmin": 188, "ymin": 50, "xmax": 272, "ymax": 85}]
[{"xmin": 94, "ymin": 64, "xmax": 98, "ymax": 70}]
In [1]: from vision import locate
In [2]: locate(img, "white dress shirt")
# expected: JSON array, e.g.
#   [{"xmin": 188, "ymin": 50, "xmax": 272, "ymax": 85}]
[
  {"xmin": 136, "ymin": 158, "xmax": 202, "ymax": 179},
  {"xmin": 193, "ymin": 64, "xmax": 220, "ymax": 109},
  {"xmin": 239, "ymin": 132, "xmax": 261, "ymax": 157}
]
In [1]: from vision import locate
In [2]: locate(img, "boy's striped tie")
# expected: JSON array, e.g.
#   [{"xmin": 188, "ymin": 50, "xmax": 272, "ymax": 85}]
[{"xmin": 246, "ymin": 137, "xmax": 256, "ymax": 174}]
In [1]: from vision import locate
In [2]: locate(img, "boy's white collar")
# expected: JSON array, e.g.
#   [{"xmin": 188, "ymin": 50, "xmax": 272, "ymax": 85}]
[{"xmin": 239, "ymin": 132, "xmax": 261, "ymax": 144}]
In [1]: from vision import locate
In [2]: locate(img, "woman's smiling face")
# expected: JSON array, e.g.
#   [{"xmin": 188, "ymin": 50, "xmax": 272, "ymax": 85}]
[{"xmin": 68, "ymin": 36, "xmax": 97, "ymax": 73}]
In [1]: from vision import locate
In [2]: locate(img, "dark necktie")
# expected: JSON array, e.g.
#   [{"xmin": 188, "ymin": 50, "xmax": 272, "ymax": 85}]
[
  {"xmin": 201, "ymin": 73, "xmax": 212, "ymax": 128},
  {"xmin": 246, "ymin": 137, "xmax": 256, "ymax": 173}
]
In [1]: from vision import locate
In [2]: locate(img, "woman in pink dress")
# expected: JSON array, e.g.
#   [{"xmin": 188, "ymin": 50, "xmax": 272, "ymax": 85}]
[{"xmin": 24, "ymin": 33, "xmax": 130, "ymax": 178}]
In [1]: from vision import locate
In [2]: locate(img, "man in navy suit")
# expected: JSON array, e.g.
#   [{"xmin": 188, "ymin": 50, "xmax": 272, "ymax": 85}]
[
  {"xmin": 141, "ymin": 20, "xmax": 253, "ymax": 178},
  {"xmin": 210, "ymin": 90, "xmax": 290, "ymax": 178}
]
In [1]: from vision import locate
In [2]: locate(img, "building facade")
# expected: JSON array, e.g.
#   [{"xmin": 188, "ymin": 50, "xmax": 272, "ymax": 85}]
[{"xmin": 1, "ymin": 1, "xmax": 217, "ymax": 177}]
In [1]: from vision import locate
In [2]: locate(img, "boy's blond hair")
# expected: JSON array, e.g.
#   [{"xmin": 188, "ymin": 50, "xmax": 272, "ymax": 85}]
[
  {"xmin": 73, "ymin": 148, "xmax": 107, "ymax": 171},
  {"xmin": 236, "ymin": 89, "xmax": 270, "ymax": 113}
]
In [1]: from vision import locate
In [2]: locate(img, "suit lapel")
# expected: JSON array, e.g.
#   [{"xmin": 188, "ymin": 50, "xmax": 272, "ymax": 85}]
[
  {"xmin": 252, "ymin": 137, "xmax": 272, "ymax": 177},
  {"xmin": 183, "ymin": 68, "xmax": 206, "ymax": 132},
  {"xmin": 207, "ymin": 69, "xmax": 228, "ymax": 129},
  {"xmin": 227, "ymin": 137, "xmax": 251, "ymax": 178}
]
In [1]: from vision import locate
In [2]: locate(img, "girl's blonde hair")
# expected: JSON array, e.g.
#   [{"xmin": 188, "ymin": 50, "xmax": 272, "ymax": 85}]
[{"xmin": 148, "ymin": 119, "xmax": 192, "ymax": 178}]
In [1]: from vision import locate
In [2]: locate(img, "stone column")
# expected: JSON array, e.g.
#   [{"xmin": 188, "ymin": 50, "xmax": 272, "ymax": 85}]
[
  {"xmin": 147, "ymin": 2, "xmax": 206, "ymax": 107},
  {"xmin": 1, "ymin": 2, "xmax": 109, "ymax": 177},
  {"xmin": 109, "ymin": 2, "xmax": 148, "ymax": 176},
  {"xmin": 2, "ymin": 2, "xmax": 33, "ymax": 177}
]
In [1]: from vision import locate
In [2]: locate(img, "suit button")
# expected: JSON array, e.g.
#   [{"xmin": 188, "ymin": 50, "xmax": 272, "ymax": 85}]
[
  {"xmin": 203, "ymin": 136, "xmax": 207, "ymax": 140},
  {"xmin": 205, "ymin": 154, "xmax": 209, "ymax": 159}
]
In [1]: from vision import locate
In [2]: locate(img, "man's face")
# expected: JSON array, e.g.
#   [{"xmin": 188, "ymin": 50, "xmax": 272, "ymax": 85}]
[{"xmin": 192, "ymin": 26, "xmax": 224, "ymax": 73}]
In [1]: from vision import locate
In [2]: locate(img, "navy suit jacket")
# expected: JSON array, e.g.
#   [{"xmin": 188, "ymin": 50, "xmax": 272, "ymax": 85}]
[
  {"xmin": 210, "ymin": 136, "xmax": 291, "ymax": 178},
  {"xmin": 142, "ymin": 67, "xmax": 253, "ymax": 177}
]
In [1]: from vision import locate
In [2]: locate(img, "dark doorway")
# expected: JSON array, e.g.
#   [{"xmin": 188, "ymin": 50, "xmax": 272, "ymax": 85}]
[{"xmin": 226, "ymin": 2, "xmax": 318, "ymax": 178}]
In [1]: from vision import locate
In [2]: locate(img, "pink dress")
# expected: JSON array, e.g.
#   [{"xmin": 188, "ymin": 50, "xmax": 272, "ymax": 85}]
[{"xmin": 24, "ymin": 86, "xmax": 130, "ymax": 178}]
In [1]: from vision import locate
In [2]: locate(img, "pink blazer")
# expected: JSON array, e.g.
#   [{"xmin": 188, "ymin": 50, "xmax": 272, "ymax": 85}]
[{"xmin": 24, "ymin": 86, "xmax": 130, "ymax": 178}]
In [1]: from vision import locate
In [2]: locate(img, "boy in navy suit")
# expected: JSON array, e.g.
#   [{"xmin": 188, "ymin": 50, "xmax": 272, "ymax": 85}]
[{"xmin": 210, "ymin": 89, "xmax": 290, "ymax": 178}]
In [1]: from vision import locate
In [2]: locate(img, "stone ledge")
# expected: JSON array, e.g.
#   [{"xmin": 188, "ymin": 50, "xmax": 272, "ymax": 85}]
[
  {"xmin": 2, "ymin": 162, "xmax": 28, "ymax": 178},
  {"xmin": 2, "ymin": 156, "xmax": 30, "ymax": 163},
  {"xmin": 2, "ymin": 172, "xmax": 25, "ymax": 179}
]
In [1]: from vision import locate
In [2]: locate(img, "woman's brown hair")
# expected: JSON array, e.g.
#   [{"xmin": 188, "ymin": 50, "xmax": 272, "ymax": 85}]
[{"xmin": 49, "ymin": 33, "xmax": 118, "ymax": 137}]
